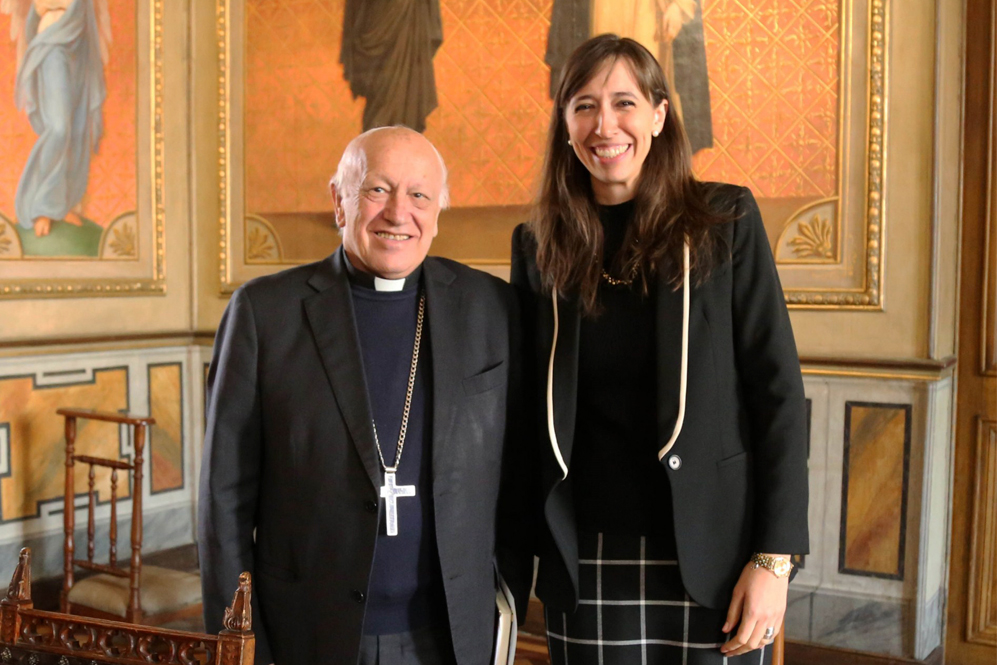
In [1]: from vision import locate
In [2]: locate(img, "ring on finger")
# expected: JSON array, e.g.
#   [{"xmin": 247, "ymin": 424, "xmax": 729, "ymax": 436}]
[{"xmin": 763, "ymin": 627, "xmax": 775, "ymax": 640}]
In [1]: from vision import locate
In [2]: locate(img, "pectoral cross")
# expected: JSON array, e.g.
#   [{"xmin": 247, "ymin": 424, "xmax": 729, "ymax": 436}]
[{"xmin": 380, "ymin": 471, "xmax": 416, "ymax": 536}]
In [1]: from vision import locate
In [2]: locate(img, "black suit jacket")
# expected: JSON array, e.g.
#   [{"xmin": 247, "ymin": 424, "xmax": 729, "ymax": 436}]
[
  {"xmin": 510, "ymin": 185, "xmax": 810, "ymax": 612},
  {"xmin": 199, "ymin": 248, "xmax": 533, "ymax": 665}
]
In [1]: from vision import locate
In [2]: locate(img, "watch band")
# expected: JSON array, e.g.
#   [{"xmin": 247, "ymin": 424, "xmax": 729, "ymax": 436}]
[{"xmin": 751, "ymin": 553, "xmax": 793, "ymax": 578}]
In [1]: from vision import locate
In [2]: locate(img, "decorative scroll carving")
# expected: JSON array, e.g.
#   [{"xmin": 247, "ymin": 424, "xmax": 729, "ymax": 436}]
[
  {"xmin": 6, "ymin": 550, "xmax": 31, "ymax": 604},
  {"xmin": 222, "ymin": 573, "xmax": 252, "ymax": 633},
  {"xmin": 0, "ymin": 549, "xmax": 252, "ymax": 665}
]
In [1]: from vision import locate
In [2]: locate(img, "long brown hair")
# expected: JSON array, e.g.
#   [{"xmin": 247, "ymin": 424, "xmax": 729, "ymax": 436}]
[{"xmin": 530, "ymin": 34, "xmax": 733, "ymax": 315}]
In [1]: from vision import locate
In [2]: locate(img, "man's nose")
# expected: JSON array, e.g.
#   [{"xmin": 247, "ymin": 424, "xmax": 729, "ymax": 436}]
[{"xmin": 383, "ymin": 193, "xmax": 409, "ymax": 222}]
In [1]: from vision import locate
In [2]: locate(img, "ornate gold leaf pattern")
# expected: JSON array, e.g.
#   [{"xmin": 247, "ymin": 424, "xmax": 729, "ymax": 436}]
[
  {"xmin": 0, "ymin": 225, "xmax": 10, "ymax": 255},
  {"xmin": 789, "ymin": 214, "xmax": 834, "ymax": 259},
  {"xmin": 694, "ymin": 0, "xmax": 840, "ymax": 198},
  {"xmin": 109, "ymin": 224, "xmax": 137, "ymax": 258}
]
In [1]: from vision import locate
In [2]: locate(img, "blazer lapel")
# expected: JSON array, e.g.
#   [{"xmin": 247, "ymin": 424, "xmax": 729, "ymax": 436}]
[
  {"xmin": 304, "ymin": 248, "xmax": 382, "ymax": 491},
  {"xmin": 655, "ymin": 275, "xmax": 684, "ymax": 451},
  {"xmin": 422, "ymin": 259, "xmax": 460, "ymax": 485}
]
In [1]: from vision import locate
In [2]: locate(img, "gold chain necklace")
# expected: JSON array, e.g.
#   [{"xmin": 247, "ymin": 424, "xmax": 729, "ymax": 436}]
[
  {"xmin": 371, "ymin": 289, "xmax": 425, "ymax": 536},
  {"xmin": 601, "ymin": 264, "xmax": 639, "ymax": 287}
]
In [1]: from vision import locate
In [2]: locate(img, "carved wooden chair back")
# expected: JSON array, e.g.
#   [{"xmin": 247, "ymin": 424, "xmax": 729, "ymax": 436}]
[
  {"xmin": 56, "ymin": 408, "xmax": 201, "ymax": 626},
  {"xmin": 0, "ymin": 548, "xmax": 254, "ymax": 665}
]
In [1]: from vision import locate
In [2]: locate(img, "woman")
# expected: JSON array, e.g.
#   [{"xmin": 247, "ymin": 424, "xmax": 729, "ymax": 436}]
[{"xmin": 511, "ymin": 35, "xmax": 809, "ymax": 664}]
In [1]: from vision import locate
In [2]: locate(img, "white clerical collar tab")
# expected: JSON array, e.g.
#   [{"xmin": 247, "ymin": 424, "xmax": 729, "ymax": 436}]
[{"xmin": 373, "ymin": 277, "xmax": 407, "ymax": 292}]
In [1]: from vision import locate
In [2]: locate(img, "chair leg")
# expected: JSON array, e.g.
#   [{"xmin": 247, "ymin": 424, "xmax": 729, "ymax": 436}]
[{"xmin": 772, "ymin": 629, "xmax": 785, "ymax": 665}]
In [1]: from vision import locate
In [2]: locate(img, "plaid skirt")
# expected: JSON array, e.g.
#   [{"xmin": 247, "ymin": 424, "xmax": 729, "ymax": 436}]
[{"xmin": 545, "ymin": 532, "xmax": 772, "ymax": 665}]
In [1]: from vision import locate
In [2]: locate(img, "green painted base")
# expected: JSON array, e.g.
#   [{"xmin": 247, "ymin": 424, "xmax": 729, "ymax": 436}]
[{"xmin": 16, "ymin": 218, "xmax": 103, "ymax": 258}]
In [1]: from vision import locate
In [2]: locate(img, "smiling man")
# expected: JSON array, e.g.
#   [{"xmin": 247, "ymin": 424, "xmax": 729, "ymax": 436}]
[{"xmin": 199, "ymin": 127, "xmax": 533, "ymax": 665}]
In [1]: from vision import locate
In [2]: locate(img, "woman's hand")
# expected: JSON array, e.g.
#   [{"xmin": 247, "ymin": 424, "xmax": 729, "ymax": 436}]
[{"xmin": 720, "ymin": 558, "xmax": 789, "ymax": 656}]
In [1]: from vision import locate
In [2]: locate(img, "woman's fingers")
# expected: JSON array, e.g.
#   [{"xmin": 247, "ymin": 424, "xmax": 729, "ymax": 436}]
[
  {"xmin": 722, "ymin": 586, "xmax": 744, "ymax": 633},
  {"xmin": 721, "ymin": 563, "xmax": 789, "ymax": 655}
]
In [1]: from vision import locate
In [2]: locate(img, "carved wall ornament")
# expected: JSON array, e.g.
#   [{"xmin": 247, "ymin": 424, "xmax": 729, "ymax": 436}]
[{"xmin": 244, "ymin": 216, "xmax": 282, "ymax": 263}]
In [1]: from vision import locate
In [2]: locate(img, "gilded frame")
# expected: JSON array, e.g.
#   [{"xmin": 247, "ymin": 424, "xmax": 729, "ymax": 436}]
[
  {"xmin": 0, "ymin": 0, "xmax": 166, "ymax": 299},
  {"xmin": 218, "ymin": 0, "xmax": 888, "ymax": 310}
]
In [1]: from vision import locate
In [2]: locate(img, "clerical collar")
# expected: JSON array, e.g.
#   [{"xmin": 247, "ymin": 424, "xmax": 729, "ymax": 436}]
[{"xmin": 344, "ymin": 256, "xmax": 422, "ymax": 292}]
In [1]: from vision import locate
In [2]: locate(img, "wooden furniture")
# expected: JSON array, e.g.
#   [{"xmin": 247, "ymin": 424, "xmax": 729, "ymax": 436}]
[
  {"xmin": 0, "ymin": 548, "xmax": 253, "ymax": 665},
  {"xmin": 57, "ymin": 408, "xmax": 202, "ymax": 626}
]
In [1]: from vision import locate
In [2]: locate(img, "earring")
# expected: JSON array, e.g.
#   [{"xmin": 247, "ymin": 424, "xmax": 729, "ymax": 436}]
[
  {"xmin": 652, "ymin": 130, "xmax": 660, "ymax": 137},
  {"xmin": 567, "ymin": 139, "xmax": 573, "ymax": 146}
]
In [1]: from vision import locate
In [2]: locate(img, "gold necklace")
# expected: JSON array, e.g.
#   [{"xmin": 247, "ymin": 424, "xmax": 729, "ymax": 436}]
[{"xmin": 601, "ymin": 264, "xmax": 639, "ymax": 286}]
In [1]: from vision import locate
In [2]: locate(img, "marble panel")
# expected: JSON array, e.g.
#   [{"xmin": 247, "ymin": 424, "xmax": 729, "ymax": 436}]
[
  {"xmin": 840, "ymin": 402, "xmax": 911, "ymax": 579},
  {"xmin": 810, "ymin": 589, "xmax": 905, "ymax": 656},
  {"xmin": 0, "ymin": 368, "xmax": 131, "ymax": 523},
  {"xmin": 149, "ymin": 363, "xmax": 184, "ymax": 493}
]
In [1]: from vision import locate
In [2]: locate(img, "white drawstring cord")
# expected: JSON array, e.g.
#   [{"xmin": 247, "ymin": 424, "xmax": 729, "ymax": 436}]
[
  {"xmin": 657, "ymin": 242, "xmax": 690, "ymax": 461},
  {"xmin": 547, "ymin": 288, "xmax": 569, "ymax": 480}
]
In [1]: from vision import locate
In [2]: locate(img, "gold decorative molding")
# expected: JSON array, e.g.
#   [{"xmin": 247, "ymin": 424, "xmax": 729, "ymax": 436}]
[
  {"xmin": 783, "ymin": 0, "xmax": 887, "ymax": 309},
  {"xmin": 983, "ymin": 40, "xmax": 997, "ymax": 376},
  {"xmin": 0, "ymin": 0, "xmax": 167, "ymax": 299},
  {"xmin": 218, "ymin": 0, "xmax": 233, "ymax": 292},
  {"xmin": 967, "ymin": 418, "xmax": 997, "ymax": 645}
]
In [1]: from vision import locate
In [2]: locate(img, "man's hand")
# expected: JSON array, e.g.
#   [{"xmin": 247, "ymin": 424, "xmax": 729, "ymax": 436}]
[{"xmin": 720, "ymin": 558, "xmax": 789, "ymax": 656}]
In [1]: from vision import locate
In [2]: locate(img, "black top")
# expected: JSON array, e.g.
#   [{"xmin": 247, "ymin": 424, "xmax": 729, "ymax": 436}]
[
  {"xmin": 349, "ymin": 272, "xmax": 448, "ymax": 634},
  {"xmin": 571, "ymin": 200, "xmax": 676, "ymax": 548}
]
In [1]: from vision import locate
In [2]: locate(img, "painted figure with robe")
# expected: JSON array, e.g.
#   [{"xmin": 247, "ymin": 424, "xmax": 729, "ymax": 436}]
[
  {"xmin": 340, "ymin": 0, "xmax": 442, "ymax": 133},
  {"xmin": 547, "ymin": 0, "xmax": 713, "ymax": 153},
  {"xmin": 2, "ymin": 0, "xmax": 111, "ymax": 237}
]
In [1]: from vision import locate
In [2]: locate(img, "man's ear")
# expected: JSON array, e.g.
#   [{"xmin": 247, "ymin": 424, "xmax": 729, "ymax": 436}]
[{"xmin": 330, "ymin": 183, "xmax": 347, "ymax": 229}]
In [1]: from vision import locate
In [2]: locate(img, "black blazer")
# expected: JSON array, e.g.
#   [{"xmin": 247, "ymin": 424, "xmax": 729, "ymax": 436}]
[
  {"xmin": 510, "ymin": 185, "xmax": 810, "ymax": 612},
  {"xmin": 199, "ymin": 248, "xmax": 534, "ymax": 665}
]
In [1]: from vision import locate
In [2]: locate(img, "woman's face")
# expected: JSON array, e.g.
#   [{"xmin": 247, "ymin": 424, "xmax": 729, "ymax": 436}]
[{"xmin": 564, "ymin": 59, "xmax": 667, "ymax": 205}]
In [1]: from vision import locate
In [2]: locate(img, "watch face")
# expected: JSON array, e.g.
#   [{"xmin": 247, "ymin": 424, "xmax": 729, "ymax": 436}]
[{"xmin": 774, "ymin": 559, "xmax": 792, "ymax": 577}]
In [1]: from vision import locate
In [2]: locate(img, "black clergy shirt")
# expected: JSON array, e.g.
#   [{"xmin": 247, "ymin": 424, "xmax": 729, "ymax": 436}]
[{"xmin": 348, "ymin": 265, "xmax": 449, "ymax": 635}]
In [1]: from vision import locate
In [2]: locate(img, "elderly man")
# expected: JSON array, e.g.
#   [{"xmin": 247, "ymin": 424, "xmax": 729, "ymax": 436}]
[{"xmin": 199, "ymin": 127, "xmax": 533, "ymax": 665}]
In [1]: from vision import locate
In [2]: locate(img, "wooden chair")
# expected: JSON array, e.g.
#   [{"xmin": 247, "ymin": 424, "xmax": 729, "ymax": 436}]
[
  {"xmin": 57, "ymin": 408, "xmax": 202, "ymax": 626},
  {"xmin": 0, "ymin": 548, "xmax": 253, "ymax": 665}
]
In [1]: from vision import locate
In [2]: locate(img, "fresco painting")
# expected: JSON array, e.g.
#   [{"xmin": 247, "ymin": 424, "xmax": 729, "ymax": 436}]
[{"xmin": 0, "ymin": 0, "xmax": 135, "ymax": 260}]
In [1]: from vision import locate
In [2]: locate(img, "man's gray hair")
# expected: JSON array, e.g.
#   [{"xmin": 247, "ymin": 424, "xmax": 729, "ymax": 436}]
[{"xmin": 329, "ymin": 126, "xmax": 450, "ymax": 211}]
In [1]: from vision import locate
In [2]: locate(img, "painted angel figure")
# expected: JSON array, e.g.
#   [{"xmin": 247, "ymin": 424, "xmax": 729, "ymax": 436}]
[{"xmin": 2, "ymin": 0, "xmax": 111, "ymax": 237}]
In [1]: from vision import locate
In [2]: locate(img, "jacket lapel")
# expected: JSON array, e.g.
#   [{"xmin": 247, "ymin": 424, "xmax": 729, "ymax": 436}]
[
  {"xmin": 304, "ymin": 248, "xmax": 382, "ymax": 491},
  {"xmin": 423, "ymin": 259, "xmax": 460, "ymax": 485},
  {"xmin": 655, "ymin": 275, "xmax": 684, "ymax": 451}
]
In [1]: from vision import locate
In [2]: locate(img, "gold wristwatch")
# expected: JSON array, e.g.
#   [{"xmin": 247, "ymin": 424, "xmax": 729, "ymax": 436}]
[{"xmin": 750, "ymin": 553, "xmax": 793, "ymax": 578}]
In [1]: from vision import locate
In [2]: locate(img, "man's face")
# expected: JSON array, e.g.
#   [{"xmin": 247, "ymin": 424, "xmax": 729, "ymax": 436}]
[{"xmin": 334, "ymin": 131, "xmax": 443, "ymax": 279}]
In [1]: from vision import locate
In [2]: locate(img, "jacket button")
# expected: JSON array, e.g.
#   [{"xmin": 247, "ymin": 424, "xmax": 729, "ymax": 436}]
[
  {"xmin": 352, "ymin": 590, "xmax": 365, "ymax": 603},
  {"xmin": 667, "ymin": 454, "xmax": 682, "ymax": 470},
  {"xmin": 364, "ymin": 500, "xmax": 378, "ymax": 514}
]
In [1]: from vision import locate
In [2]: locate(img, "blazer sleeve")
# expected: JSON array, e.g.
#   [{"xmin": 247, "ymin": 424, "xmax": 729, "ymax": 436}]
[
  {"xmin": 198, "ymin": 287, "xmax": 273, "ymax": 664},
  {"xmin": 729, "ymin": 187, "xmax": 810, "ymax": 556},
  {"xmin": 495, "ymin": 278, "xmax": 538, "ymax": 623}
]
